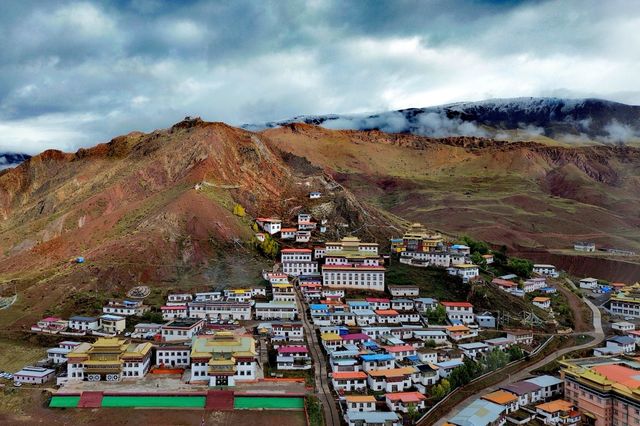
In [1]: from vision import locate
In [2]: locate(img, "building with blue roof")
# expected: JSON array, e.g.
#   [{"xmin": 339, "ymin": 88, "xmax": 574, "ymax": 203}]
[
  {"xmin": 310, "ymin": 304, "xmax": 328, "ymax": 311},
  {"xmin": 448, "ymin": 399, "xmax": 504, "ymax": 426},
  {"xmin": 523, "ymin": 375, "xmax": 564, "ymax": 399}
]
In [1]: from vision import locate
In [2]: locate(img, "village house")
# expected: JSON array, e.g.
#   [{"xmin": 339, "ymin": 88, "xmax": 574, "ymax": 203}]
[
  {"xmin": 354, "ymin": 309, "xmax": 377, "ymax": 326},
  {"xmin": 296, "ymin": 230, "xmax": 311, "ymax": 242},
  {"xmin": 579, "ymin": 277, "xmax": 599, "ymax": 289},
  {"xmin": 388, "ymin": 285, "xmax": 420, "ymax": 297},
  {"xmin": 255, "ymin": 302, "xmax": 298, "ymax": 320},
  {"xmin": 532, "ymin": 296, "xmax": 552, "ymax": 310},
  {"xmin": 485, "ymin": 336, "xmax": 515, "ymax": 351},
  {"xmin": 366, "ymin": 297, "xmax": 391, "ymax": 310},
  {"xmin": 535, "ymin": 400, "xmax": 580, "ymax": 425},
  {"xmin": 194, "ymin": 291, "xmax": 222, "ymax": 302},
  {"xmin": 446, "ymin": 264, "xmax": 480, "ymax": 283},
  {"xmin": 99, "ymin": 314, "xmax": 126, "ymax": 334},
  {"xmin": 189, "ymin": 331, "xmax": 258, "ymax": 386},
  {"xmin": 156, "ymin": 344, "xmax": 191, "ymax": 367},
  {"xmin": 391, "ymin": 298, "xmax": 415, "ymax": 311},
  {"xmin": 280, "ymin": 248, "xmax": 318, "ymax": 276},
  {"xmin": 482, "ymin": 254, "xmax": 494, "ymax": 264},
  {"xmin": 188, "ymin": 301, "xmax": 252, "ymax": 321},
  {"xmin": 413, "ymin": 330, "xmax": 448, "ymax": 345},
  {"xmin": 297, "ymin": 213, "xmax": 316, "ymax": 231},
  {"xmin": 400, "ymin": 250, "xmax": 452, "ymax": 267},
  {"xmin": 47, "ymin": 341, "xmax": 81, "ymax": 364},
  {"xmin": 482, "ymin": 390, "xmax": 520, "ymax": 414},
  {"xmin": 367, "ymin": 367, "xmax": 416, "ymax": 393},
  {"xmin": 435, "ymin": 359, "xmax": 464, "ymax": 378},
  {"xmin": 166, "ymin": 293, "xmax": 193, "ymax": 305},
  {"xmin": 605, "ymin": 335, "xmax": 636, "ymax": 353},
  {"xmin": 331, "ymin": 371, "xmax": 368, "ymax": 392},
  {"xmin": 500, "ymin": 380, "xmax": 544, "ymax": 406},
  {"xmin": 414, "ymin": 298, "xmax": 439, "ymax": 313},
  {"xmin": 573, "ymin": 241, "xmax": 595, "ymax": 252},
  {"xmin": 160, "ymin": 319, "xmax": 204, "ymax": 342},
  {"xmin": 256, "ymin": 217, "xmax": 281, "ymax": 235},
  {"xmin": 321, "ymin": 332, "xmax": 343, "ymax": 351},
  {"xmin": 270, "ymin": 321, "xmax": 305, "ymax": 344},
  {"xmin": 161, "ymin": 305, "xmax": 188, "ymax": 320},
  {"xmin": 67, "ymin": 338, "xmax": 153, "ymax": 381},
  {"xmin": 507, "ymin": 331, "xmax": 534, "ymax": 346},
  {"xmin": 68, "ymin": 316, "xmax": 100, "ymax": 332},
  {"xmin": 533, "ymin": 264, "xmax": 559, "ymax": 278},
  {"xmin": 375, "ymin": 309, "xmax": 401, "ymax": 324},
  {"xmin": 448, "ymin": 399, "xmax": 505, "ymax": 426},
  {"xmin": 458, "ymin": 342, "xmax": 490, "ymax": 360},
  {"xmin": 276, "ymin": 345, "xmax": 311, "ymax": 370},
  {"xmin": 360, "ymin": 353, "xmax": 395, "ymax": 372},
  {"xmin": 280, "ymin": 227, "xmax": 297, "ymax": 240},
  {"xmin": 524, "ymin": 375, "xmax": 563, "ymax": 400},
  {"xmin": 14, "ymin": 366, "xmax": 56, "ymax": 385},
  {"xmin": 322, "ymin": 288, "xmax": 345, "ymax": 301},
  {"xmin": 612, "ymin": 321, "xmax": 636, "ymax": 333},
  {"xmin": 446, "ymin": 324, "xmax": 477, "ymax": 341},
  {"xmin": 441, "ymin": 301, "xmax": 475, "ymax": 324},
  {"xmin": 102, "ymin": 299, "xmax": 149, "ymax": 317},
  {"xmin": 385, "ymin": 392, "xmax": 427, "ymax": 413},
  {"xmin": 523, "ymin": 278, "xmax": 547, "ymax": 293},
  {"xmin": 476, "ymin": 312, "xmax": 497, "ymax": 328},
  {"xmin": 382, "ymin": 345, "xmax": 417, "ymax": 361},
  {"xmin": 344, "ymin": 411, "xmax": 400, "ymax": 426},
  {"xmin": 493, "ymin": 278, "xmax": 518, "ymax": 292},
  {"xmin": 309, "ymin": 191, "xmax": 322, "ymax": 199},
  {"xmin": 344, "ymin": 395, "xmax": 376, "ymax": 412},
  {"xmin": 34, "ymin": 317, "xmax": 68, "ymax": 333},
  {"xmin": 132, "ymin": 323, "xmax": 162, "ymax": 339},
  {"xmin": 341, "ymin": 333, "xmax": 372, "ymax": 346}
]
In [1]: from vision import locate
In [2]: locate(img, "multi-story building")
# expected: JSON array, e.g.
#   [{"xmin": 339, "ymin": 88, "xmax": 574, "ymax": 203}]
[
  {"xmin": 441, "ymin": 301, "xmax": 475, "ymax": 324},
  {"xmin": 367, "ymin": 367, "xmax": 416, "ymax": 393},
  {"xmin": 271, "ymin": 322, "xmax": 305, "ymax": 343},
  {"xmin": 446, "ymin": 264, "xmax": 480, "ymax": 283},
  {"xmin": 99, "ymin": 314, "xmax": 126, "ymax": 334},
  {"xmin": 102, "ymin": 299, "xmax": 149, "ymax": 317},
  {"xmin": 391, "ymin": 223, "xmax": 444, "ymax": 253},
  {"xmin": 161, "ymin": 305, "xmax": 188, "ymax": 320},
  {"xmin": 388, "ymin": 286, "xmax": 419, "ymax": 297},
  {"xmin": 331, "ymin": 371, "xmax": 368, "ymax": 392},
  {"xmin": 533, "ymin": 264, "xmax": 559, "ymax": 278},
  {"xmin": 281, "ymin": 248, "xmax": 319, "ymax": 276},
  {"xmin": 276, "ymin": 345, "xmax": 311, "ymax": 370},
  {"xmin": 256, "ymin": 217, "xmax": 281, "ymax": 235},
  {"xmin": 255, "ymin": 302, "xmax": 298, "ymax": 320},
  {"xmin": 68, "ymin": 316, "xmax": 100, "ymax": 332},
  {"xmin": 67, "ymin": 338, "xmax": 153, "ymax": 381},
  {"xmin": 610, "ymin": 283, "xmax": 640, "ymax": 318},
  {"xmin": 189, "ymin": 332, "xmax": 258, "ymax": 386},
  {"xmin": 166, "ymin": 293, "xmax": 193, "ymax": 306},
  {"xmin": 188, "ymin": 301, "xmax": 252, "ymax": 321},
  {"xmin": 160, "ymin": 319, "xmax": 205, "ymax": 342},
  {"xmin": 156, "ymin": 344, "xmax": 191, "ymax": 367}
]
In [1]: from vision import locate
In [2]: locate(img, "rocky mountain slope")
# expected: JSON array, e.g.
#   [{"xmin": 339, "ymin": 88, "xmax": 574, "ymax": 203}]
[
  {"xmin": 246, "ymin": 97, "xmax": 640, "ymax": 144},
  {"xmin": 0, "ymin": 118, "xmax": 398, "ymax": 329},
  {"xmin": 264, "ymin": 124, "xmax": 640, "ymax": 259}
]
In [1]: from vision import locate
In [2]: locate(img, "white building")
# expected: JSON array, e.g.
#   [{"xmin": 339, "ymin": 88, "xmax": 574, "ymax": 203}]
[
  {"xmin": 446, "ymin": 264, "xmax": 480, "ymax": 283},
  {"xmin": 441, "ymin": 301, "xmax": 475, "ymax": 324},
  {"xmin": 296, "ymin": 230, "xmax": 311, "ymax": 243},
  {"xmin": 14, "ymin": 367, "xmax": 55, "ymax": 384},
  {"xmin": 166, "ymin": 293, "xmax": 193, "ymax": 305},
  {"xmin": 160, "ymin": 319, "xmax": 205, "ymax": 342},
  {"xmin": 612, "ymin": 321, "xmax": 636, "ymax": 333},
  {"xmin": 385, "ymin": 392, "xmax": 426, "ymax": 413},
  {"xmin": 276, "ymin": 345, "xmax": 311, "ymax": 370},
  {"xmin": 256, "ymin": 217, "xmax": 281, "ymax": 235},
  {"xmin": 99, "ymin": 314, "xmax": 126, "ymax": 334},
  {"xmin": 161, "ymin": 305, "xmax": 188, "ymax": 320},
  {"xmin": 102, "ymin": 299, "xmax": 149, "ymax": 317},
  {"xmin": 331, "ymin": 371, "xmax": 368, "ymax": 392},
  {"xmin": 532, "ymin": 297, "xmax": 551, "ymax": 310},
  {"xmin": 68, "ymin": 316, "xmax": 100, "ymax": 332},
  {"xmin": 574, "ymin": 241, "xmax": 595, "ymax": 252},
  {"xmin": 188, "ymin": 301, "xmax": 252, "ymax": 321},
  {"xmin": 280, "ymin": 248, "xmax": 318, "ymax": 276},
  {"xmin": 255, "ymin": 302, "xmax": 298, "ymax": 320},
  {"xmin": 189, "ymin": 333, "xmax": 257, "ymax": 386},
  {"xmin": 280, "ymin": 227, "xmax": 297, "ymax": 240},
  {"xmin": 156, "ymin": 344, "xmax": 191, "ymax": 367},
  {"xmin": 533, "ymin": 264, "xmax": 559, "ymax": 278},
  {"xmin": 579, "ymin": 278, "xmax": 599, "ymax": 289},
  {"xmin": 388, "ymin": 286, "xmax": 419, "ymax": 297}
]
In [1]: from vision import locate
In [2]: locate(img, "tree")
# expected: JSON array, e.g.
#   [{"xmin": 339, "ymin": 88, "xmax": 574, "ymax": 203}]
[
  {"xmin": 461, "ymin": 236, "xmax": 489, "ymax": 255},
  {"xmin": 425, "ymin": 304, "xmax": 447, "ymax": 325},
  {"xmin": 431, "ymin": 379, "xmax": 451, "ymax": 400},
  {"xmin": 233, "ymin": 203, "xmax": 246, "ymax": 217},
  {"xmin": 484, "ymin": 348, "xmax": 510, "ymax": 372},
  {"xmin": 506, "ymin": 257, "xmax": 533, "ymax": 278},
  {"xmin": 507, "ymin": 345, "xmax": 525, "ymax": 362},
  {"xmin": 424, "ymin": 339, "xmax": 437, "ymax": 349},
  {"xmin": 407, "ymin": 403, "xmax": 420, "ymax": 424},
  {"xmin": 471, "ymin": 252, "xmax": 487, "ymax": 269}
]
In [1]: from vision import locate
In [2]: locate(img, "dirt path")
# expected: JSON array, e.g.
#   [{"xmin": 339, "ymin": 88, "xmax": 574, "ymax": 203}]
[
  {"xmin": 294, "ymin": 283, "xmax": 340, "ymax": 426},
  {"xmin": 556, "ymin": 278, "xmax": 592, "ymax": 332},
  {"xmin": 431, "ymin": 289, "xmax": 604, "ymax": 425}
]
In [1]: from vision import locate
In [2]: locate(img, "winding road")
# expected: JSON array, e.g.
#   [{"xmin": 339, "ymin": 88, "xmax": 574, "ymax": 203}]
[
  {"xmin": 433, "ymin": 287, "xmax": 604, "ymax": 425},
  {"xmin": 293, "ymin": 284, "xmax": 341, "ymax": 426}
]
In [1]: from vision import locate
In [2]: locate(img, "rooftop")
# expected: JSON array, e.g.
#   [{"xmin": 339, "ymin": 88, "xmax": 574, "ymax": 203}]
[{"xmin": 482, "ymin": 390, "xmax": 518, "ymax": 405}]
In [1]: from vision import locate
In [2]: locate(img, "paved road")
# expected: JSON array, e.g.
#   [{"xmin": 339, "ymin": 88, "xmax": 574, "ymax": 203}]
[
  {"xmin": 433, "ymin": 289, "xmax": 604, "ymax": 425},
  {"xmin": 294, "ymin": 284, "xmax": 341, "ymax": 426}
]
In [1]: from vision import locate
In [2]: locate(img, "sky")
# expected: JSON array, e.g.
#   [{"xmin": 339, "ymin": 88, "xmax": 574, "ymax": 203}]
[{"xmin": 1, "ymin": 0, "xmax": 639, "ymax": 154}]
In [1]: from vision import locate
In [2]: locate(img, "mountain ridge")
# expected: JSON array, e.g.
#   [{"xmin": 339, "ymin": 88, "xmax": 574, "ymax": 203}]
[{"xmin": 244, "ymin": 97, "xmax": 640, "ymax": 144}]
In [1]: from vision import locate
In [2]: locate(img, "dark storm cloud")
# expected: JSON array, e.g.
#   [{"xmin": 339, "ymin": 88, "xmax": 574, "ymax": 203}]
[{"xmin": 0, "ymin": 0, "xmax": 639, "ymax": 153}]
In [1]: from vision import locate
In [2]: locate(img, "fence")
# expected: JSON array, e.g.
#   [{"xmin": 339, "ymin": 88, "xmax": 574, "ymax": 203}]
[{"xmin": 416, "ymin": 336, "xmax": 554, "ymax": 425}]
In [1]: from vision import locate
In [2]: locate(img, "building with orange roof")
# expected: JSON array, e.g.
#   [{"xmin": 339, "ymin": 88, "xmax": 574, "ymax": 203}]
[
  {"xmin": 535, "ymin": 399, "xmax": 580, "ymax": 425},
  {"xmin": 367, "ymin": 367, "xmax": 416, "ymax": 393},
  {"xmin": 255, "ymin": 217, "xmax": 281, "ymax": 234},
  {"xmin": 331, "ymin": 371, "xmax": 367, "ymax": 392},
  {"xmin": 482, "ymin": 390, "xmax": 519, "ymax": 413},
  {"xmin": 446, "ymin": 324, "xmax": 478, "ymax": 341},
  {"xmin": 385, "ymin": 391, "xmax": 427, "ymax": 413},
  {"xmin": 532, "ymin": 296, "xmax": 551, "ymax": 310},
  {"xmin": 344, "ymin": 395, "xmax": 376, "ymax": 412},
  {"xmin": 375, "ymin": 309, "xmax": 401, "ymax": 324}
]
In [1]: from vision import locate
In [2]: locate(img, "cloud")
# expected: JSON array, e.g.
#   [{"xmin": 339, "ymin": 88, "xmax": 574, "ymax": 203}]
[{"xmin": 0, "ymin": 0, "xmax": 639, "ymax": 153}]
